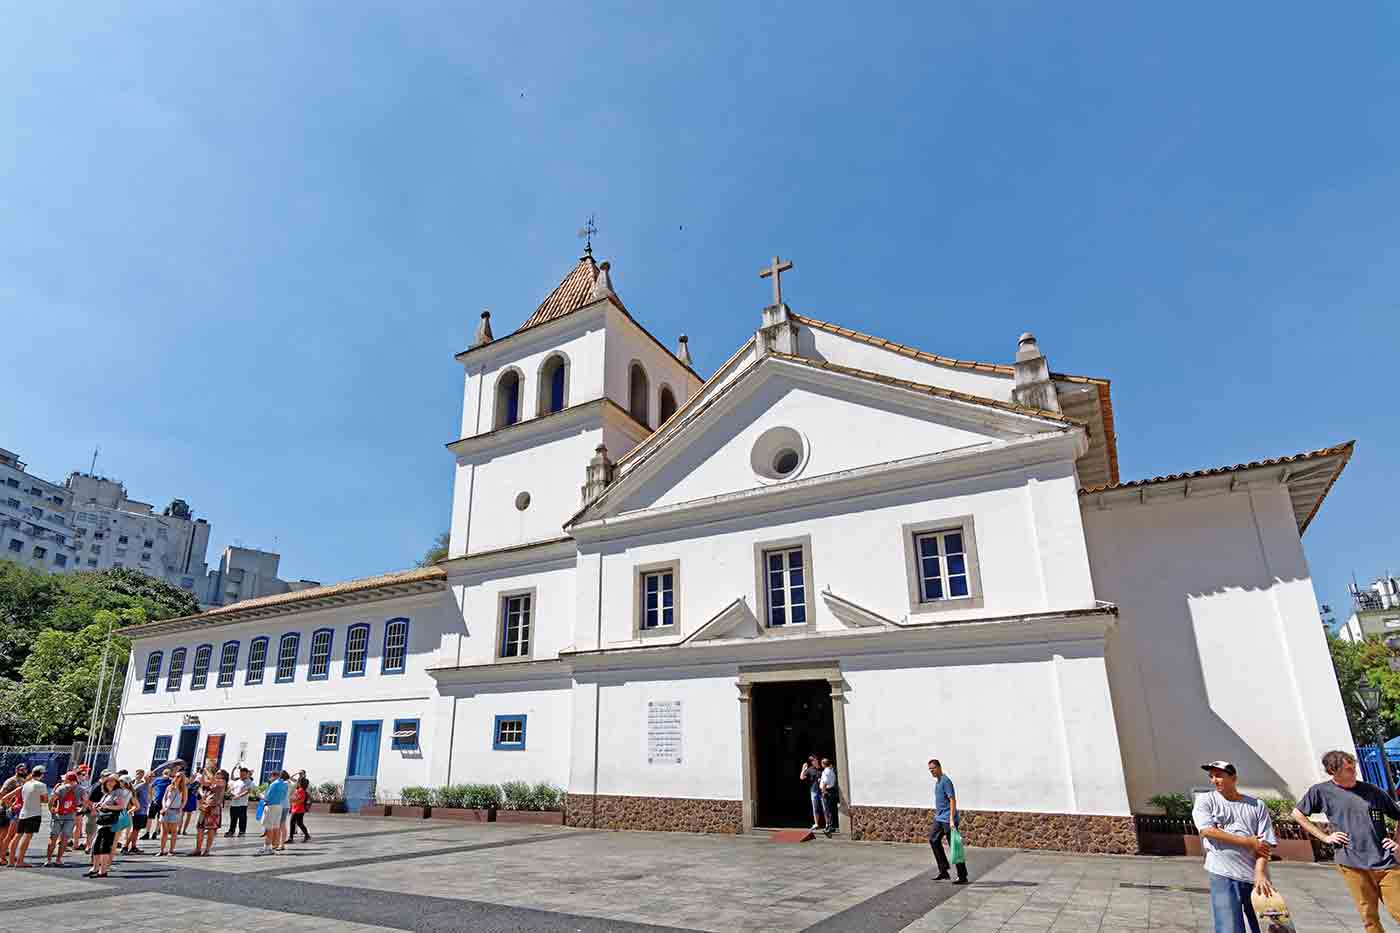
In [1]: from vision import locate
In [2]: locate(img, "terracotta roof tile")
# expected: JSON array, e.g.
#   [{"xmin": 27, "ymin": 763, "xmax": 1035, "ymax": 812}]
[{"xmin": 515, "ymin": 256, "xmax": 599, "ymax": 333}]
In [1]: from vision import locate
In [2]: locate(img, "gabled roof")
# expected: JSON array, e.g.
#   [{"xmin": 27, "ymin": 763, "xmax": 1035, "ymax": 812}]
[
  {"xmin": 794, "ymin": 314, "xmax": 1119, "ymax": 485},
  {"xmin": 515, "ymin": 255, "xmax": 600, "ymax": 333},
  {"xmin": 1079, "ymin": 441, "xmax": 1354, "ymax": 534}
]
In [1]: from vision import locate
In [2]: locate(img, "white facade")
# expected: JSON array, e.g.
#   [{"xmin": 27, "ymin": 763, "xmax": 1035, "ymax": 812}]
[{"xmin": 112, "ymin": 253, "xmax": 1356, "ymax": 849}]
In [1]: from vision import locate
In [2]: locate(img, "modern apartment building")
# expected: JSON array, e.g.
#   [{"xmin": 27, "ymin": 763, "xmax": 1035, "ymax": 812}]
[
  {"xmin": 1338, "ymin": 575, "xmax": 1400, "ymax": 643},
  {"xmin": 0, "ymin": 447, "xmax": 79, "ymax": 572}
]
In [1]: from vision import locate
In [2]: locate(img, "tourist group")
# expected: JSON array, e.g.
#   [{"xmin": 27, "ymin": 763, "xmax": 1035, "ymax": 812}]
[{"xmin": 0, "ymin": 760, "xmax": 314, "ymax": 877}]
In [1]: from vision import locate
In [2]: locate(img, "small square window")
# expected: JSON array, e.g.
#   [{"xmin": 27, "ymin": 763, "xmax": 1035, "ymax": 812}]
[
  {"xmin": 144, "ymin": 538, "xmax": 154, "ymax": 548},
  {"xmin": 141, "ymin": 552, "xmax": 151, "ymax": 562},
  {"xmin": 492, "ymin": 715, "xmax": 526, "ymax": 750},
  {"xmin": 118, "ymin": 535, "xmax": 128, "ymax": 544},
  {"xmin": 54, "ymin": 554, "xmax": 66, "ymax": 567},
  {"xmin": 95, "ymin": 531, "xmax": 104, "ymax": 540},
  {"xmin": 32, "ymin": 546, "xmax": 46, "ymax": 559},
  {"xmin": 6, "ymin": 498, "xmax": 18, "ymax": 508},
  {"xmin": 7, "ymin": 539, "xmax": 20, "ymax": 552},
  {"xmin": 391, "ymin": 718, "xmax": 420, "ymax": 751},
  {"xmin": 87, "ymin": 559, "xmax": 98, "ymax": 567},
  {"xmin": 317, "ymin": 721, "xmax": 341, "ymax": 750}
]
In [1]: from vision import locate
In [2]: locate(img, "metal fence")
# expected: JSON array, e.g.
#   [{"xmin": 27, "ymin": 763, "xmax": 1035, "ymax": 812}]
[{"xmin": 0, "ymin": 744, "xmax": 111, "ymax": 786}]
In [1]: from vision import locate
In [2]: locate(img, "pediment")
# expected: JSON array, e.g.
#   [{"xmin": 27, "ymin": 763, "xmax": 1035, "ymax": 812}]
[
  {"xmin": 576, "ymin": 353, "xmax": 1078, "ymax": 522},
  {"xmin": 683, "ymin": 597, "xmax": 761, "ymax": 642}
]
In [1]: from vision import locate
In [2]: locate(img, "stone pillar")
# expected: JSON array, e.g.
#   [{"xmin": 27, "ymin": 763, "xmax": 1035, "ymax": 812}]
[
  {"xmin": 677, "ymin": 334, "xmax": 692, "ymax": 366},
  {"xmin": 580, "ymin": 444, "xmax": 614, "ymax": 506},
  {"xmin": 737, "ymin": 682, "xmax": 755, "ymax": 832},
  {"xmin": 1012, "ymin": 332, "xmax": 1061, "ymax": 413},
  {"xmin": 473, "ymin": 310, "xmax": 493, "ymax": 347},
  {"xmin": 756, "ymin": 304, "xmax": 800, "ymax": 356}
]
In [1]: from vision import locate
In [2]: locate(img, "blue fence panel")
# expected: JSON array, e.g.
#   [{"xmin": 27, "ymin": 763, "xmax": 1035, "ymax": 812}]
[{"xmin": 1359, "ymin": 745, "xmax": 1394, "ymax": 789}]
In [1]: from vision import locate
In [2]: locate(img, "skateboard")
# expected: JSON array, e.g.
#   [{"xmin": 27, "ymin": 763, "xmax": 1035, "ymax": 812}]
[{"xmin": 1250, "ymin": 888, "xmax": 1297, "ymax": 933}]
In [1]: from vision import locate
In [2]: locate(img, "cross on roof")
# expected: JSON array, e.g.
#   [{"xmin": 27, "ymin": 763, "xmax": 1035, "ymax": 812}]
[{"xmin": 758, "ymin": 255, "xmax": 793, "ymax": 308}]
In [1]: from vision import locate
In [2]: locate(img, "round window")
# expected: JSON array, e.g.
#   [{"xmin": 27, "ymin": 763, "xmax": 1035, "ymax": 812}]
[
  {"xmin": 514, "ymin": 492, "xmax": 531, "ymax": 511},
  {"xmin": 750, "ymin": 426, "xmax": 809, "ymax": 483}
]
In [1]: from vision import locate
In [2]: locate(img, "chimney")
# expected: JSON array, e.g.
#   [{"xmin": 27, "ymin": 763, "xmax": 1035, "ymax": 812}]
[
  {"xmin": 677, "ymin": 334, "xmax": 692, "ymax": 366},
  {"xmin": 580, "ymin": 444, "xmax": 615, "ymax": 505},
  {"xmin": 1011, "ymin": 332, "xmax": 1061, "ymax": 414},
  {"xmin": 590, "ymin": 261, "xmax": 616, "ymax": 301},
  {"xmin": 473, "ymin": 310, "xmax": 494, "ymax": 347}
]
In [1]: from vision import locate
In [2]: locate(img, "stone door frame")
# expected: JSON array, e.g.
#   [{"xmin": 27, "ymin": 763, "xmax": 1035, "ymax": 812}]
[{"xmin": 736, "ymin": 663, "xmax": 850, "ymax": 833}]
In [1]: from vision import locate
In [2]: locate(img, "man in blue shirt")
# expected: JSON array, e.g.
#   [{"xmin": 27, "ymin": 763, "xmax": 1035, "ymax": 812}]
[
  {"xmin": 928, "ymin": 759, "xmax": 967, "ymax": 883},
  {"xmin": 146, "ymin": 769, "xmax": 171, "ymax": 840}
]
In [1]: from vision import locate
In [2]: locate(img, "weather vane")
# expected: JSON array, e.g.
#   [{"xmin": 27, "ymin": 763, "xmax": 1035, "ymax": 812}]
[{"xmin": 579, "ymin": 214, "xmax": 598, "ymax": 256}]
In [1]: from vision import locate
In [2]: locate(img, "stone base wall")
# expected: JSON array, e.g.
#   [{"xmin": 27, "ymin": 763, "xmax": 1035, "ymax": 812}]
[
  {"xmin": 849, "ymin": 805, "xmax": 1139, "ymax": 855},
  {"xmin": 565, "ymin": 794, "xmax": 742, "ymax": 835}
]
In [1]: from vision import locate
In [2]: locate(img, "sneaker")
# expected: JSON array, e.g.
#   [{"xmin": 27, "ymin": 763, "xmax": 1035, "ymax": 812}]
[
  {"xmin": 933, "ymin": 872, "xmax": 950, "ymax": 881},
  {"xmin": 254, "ymin": 847, "xmax": 271, "ymax": 856},
  {"xmin": 809, "ymin": 824, "xmax": 820, "ymax": 832},
  {"xmin": 952, "ymin": 877, "xmax": 969, "ymax": 885}
]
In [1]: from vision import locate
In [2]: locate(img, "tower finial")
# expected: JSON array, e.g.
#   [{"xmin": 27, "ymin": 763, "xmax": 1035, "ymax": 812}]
[{"xmin": 578, "ymin": 214, "xmax": 598, "ymax": 258}]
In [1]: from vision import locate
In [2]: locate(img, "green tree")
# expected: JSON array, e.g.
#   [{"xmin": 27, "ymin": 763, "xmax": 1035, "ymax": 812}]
[
  {"xmin": 1327, "ymin": 634, "xmax": 1400, "ymax": 742},
  {"xmin": 11, "ymin": 608, "xmax": 139, "ymax": 743},
  {"xmin": 418, "ymin": 531, "xmax": 450, "ymax": 567}
]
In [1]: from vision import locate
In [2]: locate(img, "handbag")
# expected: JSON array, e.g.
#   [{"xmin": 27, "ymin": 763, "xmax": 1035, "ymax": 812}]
[{"xmin": 95, "ymin": 809, "xmax": 119, "ymax": 827}]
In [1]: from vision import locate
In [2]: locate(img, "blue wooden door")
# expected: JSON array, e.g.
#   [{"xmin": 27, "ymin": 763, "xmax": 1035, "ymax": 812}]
[{"xmin": 344, "ymin": 722, "xmax": 382, "ymax": 811}]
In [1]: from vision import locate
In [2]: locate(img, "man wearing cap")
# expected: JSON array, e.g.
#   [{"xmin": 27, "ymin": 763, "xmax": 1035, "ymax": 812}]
[
  {"xmin": 0, "ymin": 763, "xmax": 27, "ymax": 865},
  {"xmin": 4, "ymin": 764, "xmax": 49, "ymax": 868},
  {"xmin": 1292, "ymin": 749, "xmax": 1400, "ymax": 932},
  {"xmin": 1192, "ymin": 761, "xmax": 1276, "ymax": 933},
  {"xmin": 46, "ymin": 770, "xmax": 81, "ymax": 866}
]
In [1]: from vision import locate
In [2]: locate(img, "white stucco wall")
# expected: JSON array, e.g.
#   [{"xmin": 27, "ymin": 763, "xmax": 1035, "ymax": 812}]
[
  {"xmin": 1082, "ymin": 482, "xmax": 1355, "ymax": 805},
  {"xmin": 603, "ymin": 306, "xmax": 700, "ymax": 431},
  {"xmin": 437, "ymin": 681, "xmax": 572, "ymax": 789}
]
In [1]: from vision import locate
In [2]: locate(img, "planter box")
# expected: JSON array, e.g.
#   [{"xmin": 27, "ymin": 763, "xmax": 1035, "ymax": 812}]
[
  {"xmin": 1273, "ymin": 838, "xmax": 1314, "ymax": 862},
  {"xmin": 1136, "ymin": 832, "xmax": 1203, "ymax": 857},
  {"xmin": 391, "ymin": 805, "xmax": 432, "ymax": 819},
  {"xmin": 359, "ymin": 804, "xmax": 392, "ymax": 817},
  {"xmin": 495, "ymin": 809, "xmax": 564, "ymax": 826},
  {"xmin": 430, "ymin": 807, "xmax": 496, "ymax": 823},
  {"xmin": 328, "ymin": 801, "xmax": 348, "ymax": 814}
]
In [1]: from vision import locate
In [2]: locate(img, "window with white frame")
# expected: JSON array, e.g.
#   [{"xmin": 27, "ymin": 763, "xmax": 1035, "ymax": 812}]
[
  {"xmin": 276, "ymin": 633, "xmax": 299, "ymax": 682},
  {"xmin": 316, "ymin": 721, "xmax": 341, "ymax": 750},
  {"xmin": 246, "ymin": 637, "xmax": 268, "ymax": 685},
  {"xmin": 190, "ymin": 645, "xmax": 213, "ymax": 690},
  {"xmin": 142, "ymin": 652, "xmax": 162, "ymax": 693},
  {"xmin": 166, "ymin": 647, "xmax": 186, "ymax": 691},
  {"xmin": 640, "ymin": 568, "xmax": 675, "ymax": 630},
  {"xmin": 902, "ymin": 517, "xmax": 983, "ymax": 612},
  {"xmin": 382, "ymin": 619, "xmax": 408, "ymax": 674},
  {"xmin": 499, "ymin": 593, "xmax": 531, "ymax": 658},
  {"xmin": 309, "ymin": 629, "xmax": 333, "ymax": 680},
  {"xmin": 762, "ymin": 546, "xmax": 808, "ymax": 627},
  {"xmin": 217, "ymin": 641, "xmax": 239, "ymax": 687},
  {"xmin": 344, "ymin": 624, "xmax": 369, "ymax": 676},
  {"xmin": 150, "ymin": 735, "xmax": 172, "ymax": 769}
]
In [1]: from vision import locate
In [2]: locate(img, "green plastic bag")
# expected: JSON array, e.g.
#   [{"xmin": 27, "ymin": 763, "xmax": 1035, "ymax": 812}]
[{"xmin": 949, "ymin": 828, "xmax": 966, "ymax": 865}]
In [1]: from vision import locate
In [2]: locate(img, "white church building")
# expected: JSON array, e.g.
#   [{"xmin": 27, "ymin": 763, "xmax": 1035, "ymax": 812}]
[{"xmin": 112, "ymin": 250, "xmax": 1356, "ymax": 853}]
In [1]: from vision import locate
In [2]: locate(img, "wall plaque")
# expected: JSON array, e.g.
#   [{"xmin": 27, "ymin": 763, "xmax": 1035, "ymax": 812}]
[{"xmin": 646, "ymin": 700, "xmax": 683, "ymax": 765}]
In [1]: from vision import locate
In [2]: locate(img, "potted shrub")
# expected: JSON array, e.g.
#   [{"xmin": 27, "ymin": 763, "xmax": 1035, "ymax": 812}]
[
  {"xmin": 395, "ymin": 786, "xmax": 434, "ymax": 819},
  {"xmin": 313, "ymin": 781, "xmax": 348, "ymax": 815},
  {"xmin": 1263, "ymin": 798, "xmax": 1313, "ymax": 862},
  {"xmin": 495, "ymin": 781, "xmax": 564, "ymax": 825},
  {"xmin": 460, "ymin": 782, "xmax": 501, "ymax": 822},
  {"xmin": 359, "ymin": 789, "xmax": 392, "ymax": 817},
  {"xmin": 1136, "ymin": 794, "xmax": 1200, "ymax": 856}
]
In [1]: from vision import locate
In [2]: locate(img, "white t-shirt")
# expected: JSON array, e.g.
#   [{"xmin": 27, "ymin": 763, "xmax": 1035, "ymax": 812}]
[
  {"xmin": 820, "ymin": 767, "xmax": 836, "ymax": 790},
  {"xmin": 228, "ymin": 778, "xmax": 251, "ymax": 804},
  {"xmin": 1192, "ymin": 790, "xmax": 1277, "ymax": 883},
  {"xmin": 19, "ymin": 779, "xmax": 48, "ymax": 819}
]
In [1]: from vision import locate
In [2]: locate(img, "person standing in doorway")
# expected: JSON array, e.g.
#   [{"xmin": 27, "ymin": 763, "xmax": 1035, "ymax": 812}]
[
  {"xmin": 225, "ymin": 767, "xmax": 251, "ymax": 837},
  {"xmin": 1192, "ymin": 761, "xmax": 1276, "ymax": 932},
  {"xmin": 819, "ymin": 758, "xmax": 838, "ymax": 838},
  {"xmin": 1292, "ymin": 750, "xmax": 1400, "ymax": 932},
  {"xmin": 288, "ymin": 775, "xmax": 311, "ymax": 843},
  {"xmin": 801, "ymin": 756, "xmax": 823, "ymax": 832},
  {"xmin": 927, "ymin": 759, "xmax": 967, "ymax": 884},
  {"xmin": 46, "ymin": 771, "xmax": 81, "ymax": 866}
]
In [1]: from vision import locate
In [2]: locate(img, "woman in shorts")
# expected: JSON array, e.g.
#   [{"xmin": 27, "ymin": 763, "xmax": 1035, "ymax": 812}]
[
  {"xmin": 158, "ymin": 773, "xmax": 186, "ymax": 856},
  {"xmin": 88, "ymin": 773, "xmax": 130, "ymax": 878}
]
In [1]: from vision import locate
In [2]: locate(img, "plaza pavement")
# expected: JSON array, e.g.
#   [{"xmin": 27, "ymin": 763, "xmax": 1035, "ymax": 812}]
[{"xmin": 1, "ymin": 813, "xmax": 1396, "ymax": 931}]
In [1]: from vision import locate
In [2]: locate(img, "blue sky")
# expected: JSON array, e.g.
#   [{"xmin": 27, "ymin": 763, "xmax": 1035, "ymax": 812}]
[{"xmin": 2, "ymin": 2, "xmax": 1396, "ymax": 620}]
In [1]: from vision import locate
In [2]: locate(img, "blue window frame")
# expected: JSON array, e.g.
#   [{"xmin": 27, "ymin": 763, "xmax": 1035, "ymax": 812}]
[
  {"xmin": 151, "ymin": 735, "xmax": 172, "ymax": 769},
  {"xmin": 492, "ymin": 714, "xmax": 526, "ymax": 751},
  {"xmin": 260, "ymin": 733, "xmax": 287, "ymax": 782},
  {"xmin": 308, "ymin": 628, "xmax": 334, "ymax": 681},
  {"xmin": 142, "ymin": 651, "xmax": 163, "ymax": 693},
  {"xmin": 343, "ymin": 623, "xmax": 370, "ymax": 677},
  {"xmin": 246, "ymin": 636, "xmax": 269, "ymax": 685},
  {"xmin": 391, "ymin": 718, "xmax": 420, "ymax": 751},
  {"xmin": 316, "ymin": 721, "xmax": 341, "ymax": 750},
  {"xmin": 190, "ymin": 644, "xmax": 213, "ymax": 690},
  {"xmin": 217, "ymin": 640, "xmax": 239, "ymax": 687},
  {"xmin": 165, "ymin": 647, "xmax": 187, "ymax": 692},
  {"xmin": 275, "ymin": 632, "xmax": 300, "ymax": 683},
  {"xmin": 381, "ymin": 618, "xmax": 408, "ymax": 675}
]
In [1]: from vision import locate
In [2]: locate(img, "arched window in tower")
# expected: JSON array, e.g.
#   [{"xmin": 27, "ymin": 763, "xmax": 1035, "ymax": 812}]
[
  {"xmin": 495, "ymin": 369, "xmax": 521, "ymax": 428},
  {"xmin": 658, "ymin": 385, "xmax": 678, "ymax": 424},
  {"xmin": 539, "ymin": 354, "xmax": 568, "ymax": 414},
  {"xmin": 629, "ymin": 363, "xmax": 650, "ymax": 426}
]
